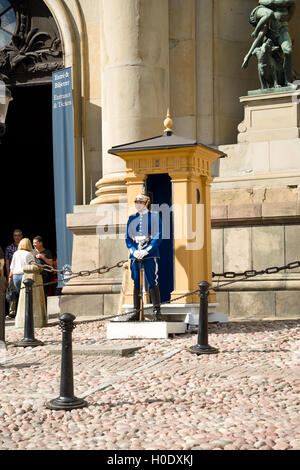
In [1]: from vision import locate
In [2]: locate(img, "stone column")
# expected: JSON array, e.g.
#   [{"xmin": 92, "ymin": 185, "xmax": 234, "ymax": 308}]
[
  {"xmin": 196, "ymin": 0, "xmax": 214, "ymax": 145},
  {"xmin": 169, "ymin": 0, "xmax": 197, "ymax": 139},
  {"xmin": 91, "ymin": 0, "xmax": 170, "ymax": 205},
  {"xmin": 15, "ymin": 265, "xmax": 47, "ymax": 329}
]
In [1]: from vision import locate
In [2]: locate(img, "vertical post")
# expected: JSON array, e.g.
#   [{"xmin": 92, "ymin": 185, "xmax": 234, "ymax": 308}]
[
  {"xmin": 46, "ymin": 313, "xmax": 87, "ymax": 410},
  {"xmin": 139, "ymin": 260, "xmax": 144, "ymax": 321},
  {"xmin": 189, "ymin": 281, "xmax": 219, "ymax": 355},
  {"xmin": 15, "ymin": 279, "xmax": 43, "ymax": 348}
]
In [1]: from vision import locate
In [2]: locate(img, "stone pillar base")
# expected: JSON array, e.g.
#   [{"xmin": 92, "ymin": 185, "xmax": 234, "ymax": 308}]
[
  {"xmin": 91, "ymin": 173, "xmax": 128, "ymax": 205},
  {"xmin": 215, "ymin": 91, "xmax": 300, "ymax": 190},
  {"xmin": 238, "ymin": 88, "xmax": 300, "ymax": 144}
]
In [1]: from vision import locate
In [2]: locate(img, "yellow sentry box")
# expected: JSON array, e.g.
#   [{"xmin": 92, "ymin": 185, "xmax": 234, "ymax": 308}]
[{"xmin": 108, "ymin": 114, "xmax": 225, "ymax": 308}]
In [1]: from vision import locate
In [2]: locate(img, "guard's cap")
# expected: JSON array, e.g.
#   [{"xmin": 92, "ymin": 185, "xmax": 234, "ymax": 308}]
[{"xmin": 135, "ymin": 194, "xmax": 150, "ymax": 205}]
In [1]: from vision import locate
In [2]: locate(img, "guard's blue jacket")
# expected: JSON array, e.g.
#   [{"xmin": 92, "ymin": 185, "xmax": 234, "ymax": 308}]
[{"xmin": 126, "ymin": 210, "xmax": 162, "ymax": 260}]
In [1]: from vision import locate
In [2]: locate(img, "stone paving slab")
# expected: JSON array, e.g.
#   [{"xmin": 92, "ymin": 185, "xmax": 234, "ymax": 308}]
[
  {"xmin": 47, "ymin": 344, "xmax": 144, "ymax": 357},
  {"xmin": 0, "ymin": 318, "xmax": 299, "ymax": 450}
]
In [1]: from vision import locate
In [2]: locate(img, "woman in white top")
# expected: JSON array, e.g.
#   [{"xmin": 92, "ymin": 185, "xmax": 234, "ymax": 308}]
[{"xmin": 9, "ymin": 238, "xmax": 35, "ymax": 292}]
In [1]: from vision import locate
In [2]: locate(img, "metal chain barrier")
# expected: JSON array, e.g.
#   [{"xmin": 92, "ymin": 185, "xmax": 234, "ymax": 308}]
[
  {"xmin": 9, "ymin": 260, "xmax": 129, "ymax": 292},
  {"xmin": 0, "ymin": 259, "xmax": 201, "ymax": 326},
  {"xmin": 2, "ymin": 258, "xmax": 300, "ymax": 324},
  {"xmin": 212, "ymin": 260, "xmax": 300, "ymax": 291},
  {"xmin": 2, "ymin": 258, "xmax": 300, "ymax": 297}
]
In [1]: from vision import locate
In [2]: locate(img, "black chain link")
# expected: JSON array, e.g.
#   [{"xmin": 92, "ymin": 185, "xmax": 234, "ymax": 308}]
[
  {"xmin": 212, "ymin": 260, "xmax": 300, "ymax": 290},
  {"xmin": 3, "ymin": 258, "xmax": 300, "ymax": 310},
  {"xmin": 212, "ymin": 260, "xmax": 300, "ymax": 279},
  {"xmin": 35, "ymin": 260, "xmax": 128, "ymax": 278},
  {"xmin": 26, "ymin": 260, "xmax": 128, "ymax": 291}
]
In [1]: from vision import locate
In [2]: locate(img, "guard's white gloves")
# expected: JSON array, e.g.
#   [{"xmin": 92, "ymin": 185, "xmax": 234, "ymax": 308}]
[
  {"xmin": 133, "ymin": 250, "xmax": 148, "ymax": 259},
  {"xmin": 138, "ymin": 250, "xmax": 148, "ymax": 259}
]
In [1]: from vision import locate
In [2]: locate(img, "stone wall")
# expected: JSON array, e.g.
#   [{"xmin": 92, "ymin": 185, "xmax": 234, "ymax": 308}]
[
  {"xmin": 217, "ymin": 288, "xmax": 300, "ymax": 320},
  {"xmin": 212, "ymin": 217, "xmax": 300, "ymax": 320}
]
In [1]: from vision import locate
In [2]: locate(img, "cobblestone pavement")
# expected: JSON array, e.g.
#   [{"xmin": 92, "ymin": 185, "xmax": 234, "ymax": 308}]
[{"xmin": 0, "ymin": 317, "xmax": 299, "ymax": 450}]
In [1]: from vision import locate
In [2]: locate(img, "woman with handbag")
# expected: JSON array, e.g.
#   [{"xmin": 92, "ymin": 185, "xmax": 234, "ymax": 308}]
[{"xmin": 8, "ymin": 239, "xmax": 35, "ymax": 317}]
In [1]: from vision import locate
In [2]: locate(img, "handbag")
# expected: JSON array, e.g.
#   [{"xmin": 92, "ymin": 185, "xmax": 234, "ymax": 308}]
[{"xmin": 6, "ymin": 283, "xmax": 18, "ymax": 302}]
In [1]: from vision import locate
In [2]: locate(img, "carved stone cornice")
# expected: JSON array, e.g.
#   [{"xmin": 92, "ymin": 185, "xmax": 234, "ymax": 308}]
[{"xmin": 0, "ymin": 0, "xmax": 63, "ymax": 85}]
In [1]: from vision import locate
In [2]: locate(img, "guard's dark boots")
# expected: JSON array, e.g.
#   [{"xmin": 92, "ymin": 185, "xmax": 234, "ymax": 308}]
[
  {"xmin": 127, "ymin": 288, "xmax": 140, "ymax": 321},
  {"xmin": 150, "ymin": 286, "xmax": 163, "ymax": 321}
]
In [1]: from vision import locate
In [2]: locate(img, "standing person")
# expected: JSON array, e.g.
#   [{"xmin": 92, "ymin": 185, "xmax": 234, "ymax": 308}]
[
  {"xmin": 8, "ymin": 238, "xmax": 35, "ymax": 316},
  {"xmin": 32, "ymin": 236, "xmax": 53, "ymax": 298},
  {"xmin": 125, "ymin": 193, "xmax": 163, "ymax": 321},
  {"xmin": 5, "ymin": 229, "xmax": 23, "ymax": 317}
]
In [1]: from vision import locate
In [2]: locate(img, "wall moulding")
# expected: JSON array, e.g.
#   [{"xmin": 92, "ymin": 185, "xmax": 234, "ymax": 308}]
[
  {"xmin": 43, "ymin": 0, "xmax": 75, "ymax": 68},
  {"xmin": 124, "ymin": 149, "xmax": 213, "ymax": 179}
]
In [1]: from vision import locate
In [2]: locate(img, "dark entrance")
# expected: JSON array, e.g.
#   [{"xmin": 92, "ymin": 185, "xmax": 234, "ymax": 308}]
[
  {"xmin": 146, "ymin": 174, "xmax": 174, "ymax": 303},
  {"xmin": 0, "ymin": 84, "xmax": 56, "ymax": 260}
]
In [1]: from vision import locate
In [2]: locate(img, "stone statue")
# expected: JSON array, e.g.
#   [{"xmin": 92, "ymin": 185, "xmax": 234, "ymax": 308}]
[
  {"xmin": 252, "ymin": 39, "xmax": 283, "ymax": 88},
  {"xmin": 242, "ymin": 0, "xmax": 296, "ymax": 88}
]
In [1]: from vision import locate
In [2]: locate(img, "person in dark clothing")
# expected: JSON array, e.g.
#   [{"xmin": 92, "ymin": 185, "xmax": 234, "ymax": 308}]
[
  {"xmin": 125, "ymin": 194, "xmax": 163, "ymax": 321},
  {"xmin": 32, "ymin": 236, "xmax": 53, "ymax": 298}
]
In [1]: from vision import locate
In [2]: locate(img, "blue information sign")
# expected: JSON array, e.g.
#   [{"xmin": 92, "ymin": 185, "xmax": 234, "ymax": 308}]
[{"xmin": 52, "ymin": 67, "xmax": 76, "ymax": 286}]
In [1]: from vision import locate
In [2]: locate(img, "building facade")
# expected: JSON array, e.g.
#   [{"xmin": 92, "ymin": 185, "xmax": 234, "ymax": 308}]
[{"xmin": 1, "ymin": 0, "xmax": 300, "ymax": 320}]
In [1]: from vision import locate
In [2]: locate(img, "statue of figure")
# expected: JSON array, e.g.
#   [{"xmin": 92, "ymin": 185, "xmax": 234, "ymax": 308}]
[
  {"xmin": 253, "ymin": 38, "xmax": 283, "ymax": 88},
  {"xmin": 242, "ymin": 0, "xmax": 296, "ymax": 87}
]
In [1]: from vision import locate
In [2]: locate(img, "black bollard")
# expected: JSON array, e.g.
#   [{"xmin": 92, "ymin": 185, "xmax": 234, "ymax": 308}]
[
  {"xmin": 46, "ymin": 313, "xmax": 87, "ymax": 410},
  {"xmin": 189, "ymin": 281, "xmax": 219, "ymax": 355},
  {"xmin": 15, "ymin": 279, "xmax": 43, "ymax": 348}
]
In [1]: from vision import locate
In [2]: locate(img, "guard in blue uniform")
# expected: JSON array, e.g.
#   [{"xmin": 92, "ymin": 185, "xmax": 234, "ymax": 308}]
[{"xmin": 126, "ymin": 194, "xmax": 163, "ymax": 321}]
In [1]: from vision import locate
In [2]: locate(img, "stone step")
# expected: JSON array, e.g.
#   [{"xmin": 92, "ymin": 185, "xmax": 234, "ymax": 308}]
[{"xmin": 106, "ymin": 321, "xmax": 187, "ymax": 339}]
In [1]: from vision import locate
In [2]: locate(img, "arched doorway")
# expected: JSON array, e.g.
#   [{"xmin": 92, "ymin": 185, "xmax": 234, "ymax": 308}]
[
  {"xmin": 1, "ymin": 83, "xmax": 56, "ymax": 252},
  {"xmin": 0, "ymin": 0, "xmax": 63, "ymax": 269}
]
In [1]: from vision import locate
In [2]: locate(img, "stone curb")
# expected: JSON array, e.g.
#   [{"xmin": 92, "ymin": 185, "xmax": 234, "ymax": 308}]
[{"xmin": 47, "ymin": 344, "xmax": 143, "ymax": 357}]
